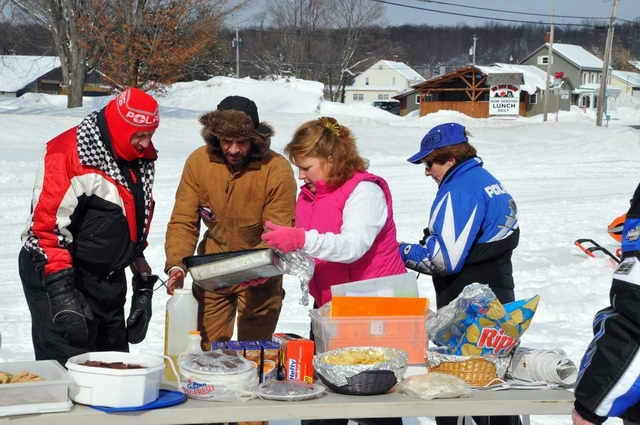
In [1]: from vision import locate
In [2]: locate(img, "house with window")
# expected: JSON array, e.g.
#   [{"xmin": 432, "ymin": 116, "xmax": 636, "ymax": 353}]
[
  {"xmin": 520, "ymin": 43, "xmax": 619, "ymax": 109},
  {"xmin": 611, "ymin": 70, "xmax": 640, "ymax": 97},
  {"xmin": 343, "ymin": 60, "xmax": 424, "ymax": 104},
  {"xmin": 394, "ymin": 63, "xmax": 561, "ymax": 118},
  {"xmin": 0, "ymin": 55, "xmax": 111, "ymax": 97}
]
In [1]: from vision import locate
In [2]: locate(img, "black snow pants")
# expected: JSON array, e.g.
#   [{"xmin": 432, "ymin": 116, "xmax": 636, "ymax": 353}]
[{"xmin": 19, "ymin": 248, "xmax": 129, "ymax": 366}]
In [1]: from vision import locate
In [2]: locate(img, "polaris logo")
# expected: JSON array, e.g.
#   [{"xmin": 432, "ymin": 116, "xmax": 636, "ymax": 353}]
[
  {"xmin": 484, "ymin": 184, "xmax": 506, "ymax": 198},
  {"xmin": 125, "ymin": 110, "xmax": 159, "ymax": 125},
  {"xmin": 627, "ymin": 225, "xmax": 640, "ymax": 241}
]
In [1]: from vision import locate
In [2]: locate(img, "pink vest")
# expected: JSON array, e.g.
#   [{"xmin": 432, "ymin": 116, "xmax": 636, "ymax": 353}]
[{"xmin": 296, "ymin": 171, "xmax": 406, "ymax": 306}]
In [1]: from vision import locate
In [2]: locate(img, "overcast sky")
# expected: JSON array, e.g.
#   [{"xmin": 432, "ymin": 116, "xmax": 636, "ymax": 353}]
[{"xmin": 230, "ymin": 0, "xmax": 639, "ymax": 28}]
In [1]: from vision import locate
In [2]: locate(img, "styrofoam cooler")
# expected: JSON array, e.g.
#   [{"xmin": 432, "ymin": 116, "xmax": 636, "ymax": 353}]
[{"xmin": 66, "ymin": 351, "xmax": 164, "ymax": 407}]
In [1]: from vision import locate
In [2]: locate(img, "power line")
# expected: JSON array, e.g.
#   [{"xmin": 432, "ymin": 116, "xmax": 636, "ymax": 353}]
[
  {"xmin": 369, "ymin": 0, "xmax": 629, "ymax": 28},
  {"xmin": 415, "ymin": 0, "xmax": 612, "ymax": 21}
]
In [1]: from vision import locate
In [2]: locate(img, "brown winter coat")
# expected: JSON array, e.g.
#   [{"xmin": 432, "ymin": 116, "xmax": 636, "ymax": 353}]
[{"xmin": 164, "ymin": 145, "xmax": 296, "ymax": 271}]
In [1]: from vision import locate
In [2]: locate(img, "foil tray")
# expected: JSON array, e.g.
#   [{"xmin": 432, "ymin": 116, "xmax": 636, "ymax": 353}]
[{"xmin": 184, "ymin": 248, "xmax": 283, "ymax": 291}]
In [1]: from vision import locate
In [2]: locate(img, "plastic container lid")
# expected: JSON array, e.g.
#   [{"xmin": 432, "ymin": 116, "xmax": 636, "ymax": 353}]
[
  {"xmin": 256, "ymin": 380, "xmax": 326, "ymax": 401},
  {"xmin": 180, "ymin": 350, "xmax": 255, "ymax": 375}
]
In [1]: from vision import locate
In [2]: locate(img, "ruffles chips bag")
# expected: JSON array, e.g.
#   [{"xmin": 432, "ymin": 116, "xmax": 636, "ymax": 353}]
[{"xmin": 428, "ymin": 283, "xmax": 539, "ymax": 356}]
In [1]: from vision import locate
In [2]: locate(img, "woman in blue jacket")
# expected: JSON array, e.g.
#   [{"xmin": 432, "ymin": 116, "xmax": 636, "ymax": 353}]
[{"xmin": 400, "ymin": 122, "xmax": 520, "ymax": 425}]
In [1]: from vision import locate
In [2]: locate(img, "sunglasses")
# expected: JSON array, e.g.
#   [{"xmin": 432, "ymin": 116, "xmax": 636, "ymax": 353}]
[{"xmin": 424, "ymin": 159, "xmax": 435, "ymax": 171}]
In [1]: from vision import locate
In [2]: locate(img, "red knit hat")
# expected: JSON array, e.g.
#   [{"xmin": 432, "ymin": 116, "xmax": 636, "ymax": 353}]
[{"xmin": 104, "ymin": 87, "xmax": 160, "ymax": 161}]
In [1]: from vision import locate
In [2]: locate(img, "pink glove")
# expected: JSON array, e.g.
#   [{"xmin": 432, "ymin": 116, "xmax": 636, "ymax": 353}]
[
  {"xmin": 261, "ymin": 220, "xmax": 305, "ymax": 253},
  {"xmin": 240, "ymin": 277, "xmax": 269, "ymax": 288}
]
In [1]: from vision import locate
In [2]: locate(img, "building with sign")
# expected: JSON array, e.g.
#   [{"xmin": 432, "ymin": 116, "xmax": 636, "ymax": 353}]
[
  {"xmin": 394, "ymin": 64, "xmax": 561, "ymax": 118},
  {"xmin": 520, "ymin": 43, "xmax": 620, "ymax": 110}
]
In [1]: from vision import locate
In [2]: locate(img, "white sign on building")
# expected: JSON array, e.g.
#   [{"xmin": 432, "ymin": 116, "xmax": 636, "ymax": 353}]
[{"xmin": 489, "ymin": 84, "xmax": 520, "ymax": 115}]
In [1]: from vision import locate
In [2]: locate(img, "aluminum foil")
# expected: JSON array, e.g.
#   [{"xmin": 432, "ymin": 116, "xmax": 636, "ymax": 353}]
[
  {"xmin": 426, "ymin": 282, "xmax": 497, "ymax": 340},
  {"xmin": 180, "ymin": 350, "xmax": 255, "ymax": 375},
  {"xmin": 427, "ymin": 348, "xmax": 510, "ymax": 379},
  {"xmin": 278, "ymin": 251, "xmax": 315, "ymax": 306},
  {"xmin": 313, "ymin": 347, "xmax": 408, "ymax": 387}
]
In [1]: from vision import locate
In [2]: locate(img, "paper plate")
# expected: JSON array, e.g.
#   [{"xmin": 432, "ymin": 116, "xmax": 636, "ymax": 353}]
[
  {"xmin": 256, "ymin": 381, "xmax": 326, "ymax": 401},
  {"xmin": 89, "ymin": 390, "xmax": 186, "ymax": 413}
]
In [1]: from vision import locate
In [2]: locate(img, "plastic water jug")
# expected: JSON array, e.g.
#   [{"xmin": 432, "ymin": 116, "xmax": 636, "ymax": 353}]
[{"xmin": 164, "ymin": 288, "xmax": 198, "ymax": 382}]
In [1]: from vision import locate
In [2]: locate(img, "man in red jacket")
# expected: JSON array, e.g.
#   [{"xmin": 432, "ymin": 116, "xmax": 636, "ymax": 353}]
[{"xmin": 19, "ymin": 87, "xmax": 160, "ymax": 365}]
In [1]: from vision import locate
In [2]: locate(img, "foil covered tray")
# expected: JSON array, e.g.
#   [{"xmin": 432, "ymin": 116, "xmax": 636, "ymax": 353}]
[
  {"xmin": 184, "ymin": 248, "xmax": 283, "ymax": 291},
  {"xmin": 313, "ymin": 346, "xmax": 408, "ymax": 392}
]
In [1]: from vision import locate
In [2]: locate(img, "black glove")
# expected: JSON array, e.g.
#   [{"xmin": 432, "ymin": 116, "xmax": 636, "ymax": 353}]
[
  {"xmin": 45, "ymin": 269, "xmax": 94, "ymax": 346},
  {"xmin": 126, "ymin": 274, "xmax": 157, "ymax": 344},
  {"xmin": 419, "ymin": 226, "xmax": 431, "ymax": 246}
]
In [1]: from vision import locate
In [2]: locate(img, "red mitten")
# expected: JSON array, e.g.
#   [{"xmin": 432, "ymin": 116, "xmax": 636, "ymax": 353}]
[{"xmin": 261, "ymin": 220, "xmax": 305, "ymax": 253}]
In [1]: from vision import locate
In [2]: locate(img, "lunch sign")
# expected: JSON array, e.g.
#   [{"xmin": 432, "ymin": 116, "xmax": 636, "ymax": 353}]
[{"xmin": 489, "ymin": 83, "xmax": 520, "ymax": 116}]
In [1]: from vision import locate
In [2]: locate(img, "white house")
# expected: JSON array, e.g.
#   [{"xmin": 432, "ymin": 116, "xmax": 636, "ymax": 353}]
[
  {"xmin": 611, "ymin": 70, "xmax": 640, "ymax": 97},
  {"xmin": 344, "ymin": 60, "xmax": 424, "ymax": 104},
  {"xmin": 0, "ymin": 55, "xmax": 60, "ymax": 96}
]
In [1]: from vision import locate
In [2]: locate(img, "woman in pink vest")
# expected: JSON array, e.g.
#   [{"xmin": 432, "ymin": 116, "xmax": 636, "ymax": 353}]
[
  {"xmin": 262, "ymin": 116, "xmax": 406, "ymax": 425},
  {"xmin": 261, "ymin": 116, "xmax": 406, "ymax": 308}
]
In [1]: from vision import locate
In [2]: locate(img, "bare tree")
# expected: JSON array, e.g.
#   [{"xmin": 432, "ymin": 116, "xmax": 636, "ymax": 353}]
[
  {"xmin": 5, "ymin": 0, "xmax": 246, "ymax": 107},
  {"xmin": 263, "ymin": 0, "xmax": 329, "ymax": 78},
  {"xmin": 325, "ymin": 0, "xmax": 383, "ymax": 101},
  {"xmin": 8, "ymin": 0, "xmax": 100, "ymax": 107}
]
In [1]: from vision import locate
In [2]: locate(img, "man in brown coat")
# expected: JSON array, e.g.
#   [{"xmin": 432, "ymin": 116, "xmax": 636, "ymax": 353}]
[{"xmin": 164, "ymin": 96, "xmax": 296, "ymax": 347}]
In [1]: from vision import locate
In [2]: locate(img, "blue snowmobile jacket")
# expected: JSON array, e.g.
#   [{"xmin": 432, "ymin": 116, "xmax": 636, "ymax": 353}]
[
  {"xmin": 574, "ymin": 182, "xmax": 640, "ymax": 424},
  {"xmin": 400, "ymin": 157, "xmax": 519, "ymax": 307}
]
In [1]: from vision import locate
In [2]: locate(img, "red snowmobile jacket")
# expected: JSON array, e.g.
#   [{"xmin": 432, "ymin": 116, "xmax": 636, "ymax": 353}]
[{"xmin": 21, "ymin": 110, "xmax": 156, "ymax": 277}]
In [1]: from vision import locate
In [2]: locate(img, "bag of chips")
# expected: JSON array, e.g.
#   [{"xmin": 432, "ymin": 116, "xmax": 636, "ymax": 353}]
[{"xmin": 428, "ymin": 283, "xmax": 539, "ymax": 356}]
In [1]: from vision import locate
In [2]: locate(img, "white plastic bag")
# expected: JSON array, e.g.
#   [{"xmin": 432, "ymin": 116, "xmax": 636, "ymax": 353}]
[{"xmin": 397, "ymin": 373, "xmax": 470, "ymax": 400}]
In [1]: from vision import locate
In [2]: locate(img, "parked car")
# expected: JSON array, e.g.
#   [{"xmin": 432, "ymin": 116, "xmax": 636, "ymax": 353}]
[{"xmin": 372, "ymin": 100, "xmax": 400, "ymax": 115}]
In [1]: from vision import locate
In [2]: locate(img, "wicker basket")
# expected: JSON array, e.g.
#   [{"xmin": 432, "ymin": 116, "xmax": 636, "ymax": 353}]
[
  {"xmin": 317, "ymin": 370, "xmax": 397, "ymax": 395},
  {"xmin": 428, "ymin": 357, "xmax": 498, "ymax": 387}
]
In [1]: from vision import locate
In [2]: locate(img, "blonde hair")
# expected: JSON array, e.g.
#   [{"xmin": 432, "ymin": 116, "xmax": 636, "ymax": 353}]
[{"xmin": 285, "ymin": 117, "xmax": 368, "ymax": 187}]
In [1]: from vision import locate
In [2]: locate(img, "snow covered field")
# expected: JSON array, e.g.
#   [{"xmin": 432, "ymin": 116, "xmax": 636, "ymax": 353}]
[{"xmin": 1, "ymin": 77, "xmax": 639, "ymax": 424}]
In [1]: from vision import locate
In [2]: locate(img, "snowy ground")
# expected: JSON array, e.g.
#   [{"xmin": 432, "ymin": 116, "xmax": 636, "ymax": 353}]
[{"xmin": 1, "ymin": 77, "xmax": 639, "ymax": 424}]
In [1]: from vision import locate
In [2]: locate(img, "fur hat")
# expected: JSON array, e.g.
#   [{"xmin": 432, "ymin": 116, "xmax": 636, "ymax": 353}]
[
  {"xmin": 200, "ymin": 96, "xmax": 273, "ymax": 161},
  {"xmin": 104, "ymin": 87, "xmax": 159, "ymax": 161}
]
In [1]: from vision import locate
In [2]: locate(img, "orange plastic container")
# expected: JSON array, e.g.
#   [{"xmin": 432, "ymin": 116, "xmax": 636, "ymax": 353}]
[
  {"xmin": 331, "ymin": 296, "xmax": 428, "ymax": 317},
  {"xmin": 310, "ymin": 310, "xmax": 427, "ymax": 364}
]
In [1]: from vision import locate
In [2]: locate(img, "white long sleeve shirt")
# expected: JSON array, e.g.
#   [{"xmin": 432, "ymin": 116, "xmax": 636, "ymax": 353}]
[{"xmin": 302, "ymin": 181, "xmax": 388, "ymax": 263}]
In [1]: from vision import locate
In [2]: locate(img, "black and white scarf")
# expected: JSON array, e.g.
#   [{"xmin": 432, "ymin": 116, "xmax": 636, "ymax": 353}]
[{"xmin": 76, "ymin": 111, "xmax": 155, "ymax": 239}]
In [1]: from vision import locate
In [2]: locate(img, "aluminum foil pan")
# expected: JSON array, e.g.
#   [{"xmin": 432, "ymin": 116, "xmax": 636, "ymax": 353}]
[
  {"xmin": 184, "ymin": 248, "xmax": 283, "ymax": 291},
  {"xmin": 313, "ymin": 347, "xmax": 408, "ymax": 388}
]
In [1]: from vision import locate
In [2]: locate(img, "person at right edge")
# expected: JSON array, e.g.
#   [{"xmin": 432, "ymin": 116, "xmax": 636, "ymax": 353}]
[
  {"xmin": 572, "ymin": 183, "xmax": 640, "ymax": 425},
  {"xmin": 399, "ymin": 123, "xmax": 520, "ymax": 425}
]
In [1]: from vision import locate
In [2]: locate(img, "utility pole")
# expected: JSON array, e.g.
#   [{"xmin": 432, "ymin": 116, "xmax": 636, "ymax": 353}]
[
  {"xmin": 471, "ymin": 34, "xmax": 478, "ymax": 65},
  {"xmin": 232, "ymin": 26, "xmax": 241, "ymax": 78},
  {"xmin": 543, "ymin": 0, "xmax": 555, "ymax": 122},
  {"xmin": 596, "ymin": 0, "xmax": 618, "ymax": 127}
]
